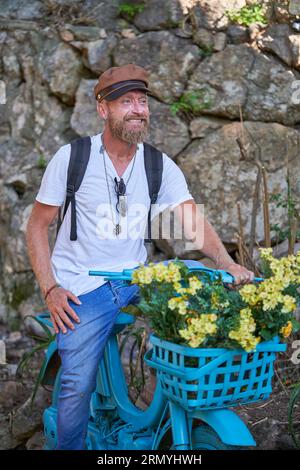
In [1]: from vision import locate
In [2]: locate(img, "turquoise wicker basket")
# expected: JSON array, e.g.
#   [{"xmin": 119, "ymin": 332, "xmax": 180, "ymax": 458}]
[{"xmin": 144, "ymin": 335, "xmax": 286, "ymax": 411}]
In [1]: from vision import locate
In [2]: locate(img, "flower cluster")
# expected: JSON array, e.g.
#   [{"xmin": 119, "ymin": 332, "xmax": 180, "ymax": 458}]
[
  {"xmin": 179, "ymin": 314, "xmax": 218, "ymax": 348},
  {"xmin": 126, "ymin": 252, "xmax": 300, "ymax": 352},
  {"xmin": 132, "ymin": 261, "xmax": 181, "ymax": 285},
  {"xmin": 239, "ymin": 249, "xmax": 300, "ymax": 314},
  {"xmin": 228, "ymin": 308, "xmax": 260, "ymax": 352}
]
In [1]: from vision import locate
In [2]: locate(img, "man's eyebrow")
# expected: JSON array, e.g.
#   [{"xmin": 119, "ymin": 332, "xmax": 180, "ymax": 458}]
[{"xmin": 120, "ymin": 94, "xmax": 148, "ymax": 100}]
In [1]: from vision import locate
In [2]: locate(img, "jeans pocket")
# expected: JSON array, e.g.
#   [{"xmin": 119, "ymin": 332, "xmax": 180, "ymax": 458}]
[{"xmin": 110, "ymin": 279, "xmax": 128, "ymax": 290}]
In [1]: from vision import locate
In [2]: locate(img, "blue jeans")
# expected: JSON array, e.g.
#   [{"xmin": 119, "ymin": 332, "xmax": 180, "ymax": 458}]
[{"xmin": 55, "ymin": 279, "xmax": 140, "ymax": 450}]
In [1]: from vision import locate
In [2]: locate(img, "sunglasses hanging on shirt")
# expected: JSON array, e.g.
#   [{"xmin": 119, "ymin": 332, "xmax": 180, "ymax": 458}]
[{"xmin": 114, "ymin": 177, "xmax": 127, "ymax": 217}]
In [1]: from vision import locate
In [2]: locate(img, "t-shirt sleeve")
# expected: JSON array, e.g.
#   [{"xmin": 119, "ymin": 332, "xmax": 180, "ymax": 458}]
[
  {"xmin": 153, "ymin": 153, "xmax": 193, "ymax": 217},
  {"xmin": 35, "ymin": 144, "xmax": 71, "ymax": 206}
]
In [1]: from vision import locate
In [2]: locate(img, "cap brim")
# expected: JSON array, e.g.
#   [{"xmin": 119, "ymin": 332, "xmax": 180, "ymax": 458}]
[{"xmin": 104, "ymin": 84, "xmax": 156, "ymax": 101}]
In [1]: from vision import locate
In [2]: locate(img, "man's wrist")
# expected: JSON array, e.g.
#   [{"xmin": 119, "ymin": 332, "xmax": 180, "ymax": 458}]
[
  {"xmin": 220, "ymin": 262, "xmax": 237, "ymax": 271},
  {"xmin": 213, "ymin": 253, "xmax": 236, "ymax": 271},
  {"xmin": 44, "ymin": 283, "xmax": 61, "ymax": 301}
]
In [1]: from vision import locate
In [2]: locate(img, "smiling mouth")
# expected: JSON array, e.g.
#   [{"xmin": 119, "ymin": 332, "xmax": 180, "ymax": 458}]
[{"xmin": 127, "ymin": 119, "xmax": 145, "ymax": 127}]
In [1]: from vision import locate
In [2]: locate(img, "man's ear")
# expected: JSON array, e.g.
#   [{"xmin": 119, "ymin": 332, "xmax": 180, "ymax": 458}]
[{"xmin": 96, "ymin": 101, "xmax": 107, "ymax": 120}]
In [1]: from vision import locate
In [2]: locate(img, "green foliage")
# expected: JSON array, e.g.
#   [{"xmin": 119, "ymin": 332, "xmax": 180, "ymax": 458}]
[
  {"xmin": 10, "ymin": 279, "xmax": 35, "ymax": 310},
  {"xmin": 170, "ymin": 90, "xmax": 212, "ymax": 118},
  {"xmin": 269, "ymin": 174, "xmax": 300, "ymax": 244},
  {"xmin": 37, "ymin": 154, "xmax": 47, "ymax": 170},
  {"xmin": 118, "ymin": 2, "xmax": 145, "ymax": 20},
  {"xmin": 226, "ymin": 3, "xmax": 267, "ymax": 27},
  {"xmin": 17, "ymin": 315, "xmax": 56, "ymax": 408},
  {"xmin": 198, "ymin": 44, "xmax": 214, "ymax": 58}
]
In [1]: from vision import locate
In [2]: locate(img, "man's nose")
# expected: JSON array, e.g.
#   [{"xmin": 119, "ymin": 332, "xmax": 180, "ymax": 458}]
[{"xmin": 131, "ymin": 101, "xmax": 145, "ymax": 114}]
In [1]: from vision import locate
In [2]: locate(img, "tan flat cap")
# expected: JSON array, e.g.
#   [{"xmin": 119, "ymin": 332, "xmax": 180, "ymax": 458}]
[{"xmin": 94, "ymin": 64, "xmax": 154, "ymax": 102}]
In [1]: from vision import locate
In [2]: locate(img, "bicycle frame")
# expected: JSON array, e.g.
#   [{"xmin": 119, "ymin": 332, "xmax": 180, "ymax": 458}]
[
  {"xmin": 40, "ymin": 260, "xmax": 265, "ymax": 450},
  {"xmin": 40, "ymin": 314, "xmax": 258, "ymax": 450}
]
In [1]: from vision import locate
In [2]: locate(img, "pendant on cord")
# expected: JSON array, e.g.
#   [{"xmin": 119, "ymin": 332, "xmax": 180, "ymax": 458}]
[
  {"xmin": 114, "ymin": 224, "xmax": 121, "ymax": 236},
  {"xmin": 119, "ymin": 195, "xmax": 127, "ymax": 217}
]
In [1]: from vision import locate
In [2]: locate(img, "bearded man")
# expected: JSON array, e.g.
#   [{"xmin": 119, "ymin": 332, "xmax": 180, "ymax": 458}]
[{"xmin": 26, "ymin": 64, "xmax": 254, "ymax": 450}]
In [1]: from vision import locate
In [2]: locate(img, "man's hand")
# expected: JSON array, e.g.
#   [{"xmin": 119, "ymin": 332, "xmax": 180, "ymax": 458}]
[
  {"xmin": 224, "ymin": 263, "xmax": 255, "ymax": 286},
  {"xmin": 46, "ymin": 287, "xmax": 82, "ymax": 334}
]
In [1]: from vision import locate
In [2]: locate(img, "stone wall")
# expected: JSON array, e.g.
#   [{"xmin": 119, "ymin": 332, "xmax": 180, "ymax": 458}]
[{"xmin": 0, "ymin": 0, "xmax": 300, "ymax": 319}]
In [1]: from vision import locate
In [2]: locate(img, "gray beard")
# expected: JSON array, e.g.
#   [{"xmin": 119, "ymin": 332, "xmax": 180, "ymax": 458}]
[{"xmin": 108, "ymin": 118, "xmax": 150, "ymax": 144}]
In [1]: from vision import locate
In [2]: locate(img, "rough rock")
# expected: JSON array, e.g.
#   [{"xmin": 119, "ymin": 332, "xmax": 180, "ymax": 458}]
[
  {"xmin": 177, "ymin": 121, "xmax": 300, "ymax": 244},
  {"xmin": 187, "ymin": 44, "xmax": 300, "ymax": 125},
  {"xmin": 213, "ymin": 32, "xmax": 227, "ymax": 51},
  {"xmin": 227, "ymin": 24, "xmax": 250, "ymax": 44},
  {"xmin": 25, "ymin": 431, "xmax": 45, "ymax": 450},
  {"xmin": 70, "ymin": 79, "xmax": 104, "ymax": 137},
  {"xmin": 189, "ymin": 116, "xmax": 231, "ymax": 138},
  {"xmin": 114, "ymin": 31, "xmax": 200, "ymax": 103},
  {"xmin": 274, "ymin": 0, "xmax": 291, "ymax": 22},
  {"xmin": 193, "ymin": 27, "xmax": 214, "ymax": 49},
  {"xmin": 289, "ymin": 0, "xmax": 300, "ymax": 16},
  {"xmin": 0, "ymin": 0, "xmax": 44, "ymax": 20},
  {"xmin": 60, "ymin": 24, "xmax": 107, "ymax": 42},
  {"xmin": 147, "ymin": 99, "xmax": 190, "ymax": 157},
  {"xmin": 42, "ymin": 42, "xmax": 83, "ymax": 105},
  {"xmin": 133, "ymin": 0, "xmax": 184, "ymax": 31},
  {"xmin": 0, "ymin": 340, "xmax": 6, "ymax": 364},
  {"xmin": 11, "ymin": 388, "xmax": 51, "ymax": 441},
  {"xmin": 0, "ymin": 380, "xmax": 25, "ymax": 408},
  {"xmin": 194, "ymin": 0, "xmax": 247, "ymax": 30},
  {"xmin": 256, "ymin": 24, "xmax": 294, "ymax": 67},
  {"xmin": 80, "ymin": 35, "xmax": 118, "ymax": 75},
  {"xmin": 0, "ymin": 415, "xmax": 19, "ymax": 450}
]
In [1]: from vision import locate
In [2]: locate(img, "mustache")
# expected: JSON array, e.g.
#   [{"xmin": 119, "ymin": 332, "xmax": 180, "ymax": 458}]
[{"xmin": 125, "ymin": 116, "xmax": 148, "ymax": 121}]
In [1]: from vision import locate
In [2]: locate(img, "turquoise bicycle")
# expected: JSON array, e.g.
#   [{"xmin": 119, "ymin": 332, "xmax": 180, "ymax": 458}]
[{"xmin": 38, "ymin": 260, "xmax": 286, "ymax": 450}]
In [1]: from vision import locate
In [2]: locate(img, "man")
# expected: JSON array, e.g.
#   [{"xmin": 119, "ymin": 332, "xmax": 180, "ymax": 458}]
[{"xmin": 26, "ymin": 63, "xmax": 254, "ymax": 450}]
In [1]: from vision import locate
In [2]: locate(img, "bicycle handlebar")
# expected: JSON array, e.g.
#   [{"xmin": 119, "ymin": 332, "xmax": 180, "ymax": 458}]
[{"xmin": 89, "ymin": 265, "xmax": 264, "ymax": 284}]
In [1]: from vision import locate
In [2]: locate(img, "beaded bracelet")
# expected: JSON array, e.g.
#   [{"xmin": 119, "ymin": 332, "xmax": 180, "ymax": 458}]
[{"xmin": 44, "ymin": 283, "xmax": 61, "ymax": 301}]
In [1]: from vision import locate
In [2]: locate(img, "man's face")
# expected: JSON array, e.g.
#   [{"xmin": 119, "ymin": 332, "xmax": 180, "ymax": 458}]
[{"xmin": 100, "ymin": 90, "xmax": 150, "ymax": 144}]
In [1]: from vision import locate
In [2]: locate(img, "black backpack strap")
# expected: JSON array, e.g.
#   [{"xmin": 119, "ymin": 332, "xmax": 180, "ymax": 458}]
[
  {"xmin": 143, "ymin": 142, "xmax": 163, "ymax": 244},
  {"xmin": 56, "ymin": 136, "xmax": 91, "ymax": 241}
]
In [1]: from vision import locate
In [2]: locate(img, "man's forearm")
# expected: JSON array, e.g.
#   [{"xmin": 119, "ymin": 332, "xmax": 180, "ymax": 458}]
[
  {"xmin": 26, "ymin": 223, "xmax": 57, "ymax": 298},
  {"xmin": 173, "ymin": 199, "xmax": 236, "ymax": 270}
]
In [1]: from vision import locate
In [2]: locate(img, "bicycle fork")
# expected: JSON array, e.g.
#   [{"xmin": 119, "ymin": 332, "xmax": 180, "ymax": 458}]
[{"xmin": 168, "ymin": 401, "xmax": 192, "ymax": 450}]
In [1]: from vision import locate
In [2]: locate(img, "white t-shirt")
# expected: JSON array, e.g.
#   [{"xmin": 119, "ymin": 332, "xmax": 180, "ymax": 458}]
[{"xmin": 35, "ymin": 133, "xmax": 193, "ymax": 296}]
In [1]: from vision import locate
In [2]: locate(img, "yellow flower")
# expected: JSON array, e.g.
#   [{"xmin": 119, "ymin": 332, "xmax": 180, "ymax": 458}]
[
  {"xmin": 239, "ymin": 284, "xmax": 259, "ymax": 306},
  {"xmin": 168, "ymin": 296, "xmax": 188, "ymax": 315},
  {"xmin": 165, "ymin": 263, "xmax": 181, "ymax": 283},
  {"xmin": 168, "ymin": 297, "xmax": 181, "ymax": 310},
  {"xmin": 152, "ymin": 263, "xmax": 169, "ymax": 282},
  {"xmin": 228, "ymin": 308, "xmax": 260, "ymax": 352},
  {"xmin": 173, "ymin": 282, "xmax": 187, "ymax": 295},
  {"xmin": 179, "ymin": 313, "xmax": 218, "ymax": 347},
  {"xmin": 259, "ymin": 247, "xmax": 273, "ymax": 260},
  {"xmin": 186, "ymin": 276, "xmax": 202, "ymax": 295},
  {"xmin": 280, "ymin": 321, "xmax": 293, "ymax": 338},
  {"xmin": 132, "ymin": 264, "xmax": 154, "ymax": 285},
  {"xmin": 178, "ymin": 302, "xmax": 188, "ymax": 315},
  {"xmin": 282, "ymin": 295, "xmax": 297, "ymax": 314}
]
